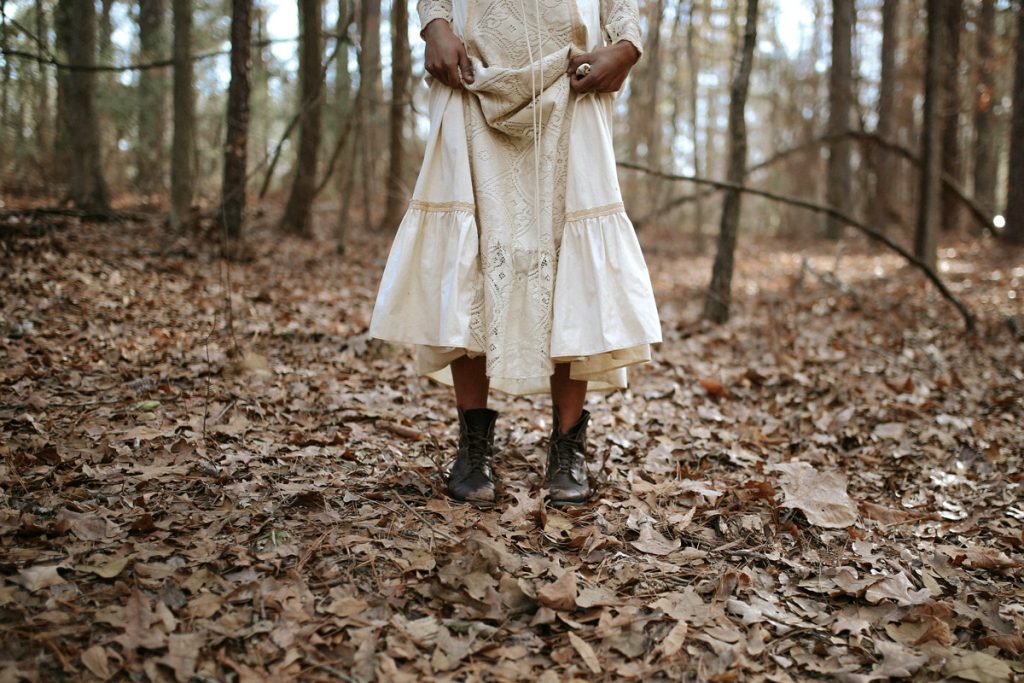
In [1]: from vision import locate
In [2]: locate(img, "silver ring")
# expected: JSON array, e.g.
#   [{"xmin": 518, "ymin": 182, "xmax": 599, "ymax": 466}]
[{"xmin": 575, "ymin": 63, "xmax": 592, "ymax": 78}]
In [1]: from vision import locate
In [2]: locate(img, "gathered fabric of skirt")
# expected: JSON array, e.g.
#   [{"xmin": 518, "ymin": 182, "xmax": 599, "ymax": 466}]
[{"xmin": 369, "ymin": 0, "xmax": 662, "ymax": 396}]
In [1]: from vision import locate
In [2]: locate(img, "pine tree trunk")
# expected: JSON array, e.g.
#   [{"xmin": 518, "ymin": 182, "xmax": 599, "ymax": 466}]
[
  {"xmin": 56, "ymin": 0, "xmax": 109, "ymax": 209},
  {"xmin": 380, "ymin": 0, "xmax": 410, "ymax": 232},
  {"xmin": 973, "ymin": 0, "xmax": 997, "ymax": 218},
  {"xmin": 914, "ymin": 0, "xmax": 945, "ymax": 269},
  {"xmin": 940, "ymin": 0, "xmax": 963, "ymax": 231},
  {"xmin": 703, "ymin": 0, "xmax": 758, "ymax": 324},
  {"xmin": 280, "ymin": 0, "xmax": 325, "ymax": 237},
  {"xmin": 137, "ymin": 0, "xmax": 169, "ymax": 196},
  {"xmin": 825, "ymin": 0, "xmax": 853, "ymax": 240},
  {"xmin": 1005, "ymin": 3, "xmax": 1024, "ymax": 244},
  {"xmin": 220, "ymin": 0, "xmax": 253, "ymax": 242},
  {"xmin": 170, "ymin": 0, "xmax": 195, "ymax": 232},
  {"xmin": 873, "ymin": 0, "xmax": 897, "ymax": 230}
]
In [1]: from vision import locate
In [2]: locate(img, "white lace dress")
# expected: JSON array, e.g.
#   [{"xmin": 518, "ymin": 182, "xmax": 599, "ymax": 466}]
[{"xmin": 369, "ymin": 0, "xmax": 662, "ymax": 395}]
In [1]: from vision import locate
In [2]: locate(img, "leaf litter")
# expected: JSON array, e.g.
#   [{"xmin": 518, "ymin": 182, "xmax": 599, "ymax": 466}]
[{"xmin": 1, "ymin": 216, "xmax": 1022, "ymax": 681}]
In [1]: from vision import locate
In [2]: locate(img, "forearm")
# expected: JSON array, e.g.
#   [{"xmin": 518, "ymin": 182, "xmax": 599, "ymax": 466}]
[
  {"xmin": 601, "ymin": 0, "xmax": 643, "ymax": 58},
  {"xmin": 417, "ymin": 0, "xmax": 453, "ymax": 37}
]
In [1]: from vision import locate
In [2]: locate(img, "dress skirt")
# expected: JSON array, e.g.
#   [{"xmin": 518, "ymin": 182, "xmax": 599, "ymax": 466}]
[{"xmin": 369, "ymin": 0, "xmax": 661, "ymax": 395}]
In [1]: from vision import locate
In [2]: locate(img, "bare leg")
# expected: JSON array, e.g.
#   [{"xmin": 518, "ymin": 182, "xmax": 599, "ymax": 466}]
[
  {"xmin": 451, "ymin": 355, "xmax": 489, "ymax": 409},
  {"xmin": 550, "ymin": 362, "xmax": 587, "ymax": 431}
]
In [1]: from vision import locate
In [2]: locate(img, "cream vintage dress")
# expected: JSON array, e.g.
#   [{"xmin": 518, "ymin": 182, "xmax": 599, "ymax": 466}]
[{"xmin": 369, "ymin": 0, "xmax": 661, "ymax": 395}]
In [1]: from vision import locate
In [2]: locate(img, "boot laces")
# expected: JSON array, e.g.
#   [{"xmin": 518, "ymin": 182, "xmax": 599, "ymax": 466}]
[
  {"xmin": 550, "ymin": 432, "xmax": 583, "ymax": 477},
  {"xmin": 464, "ymin": 429, "xmax": 493, "ymax": 472}
]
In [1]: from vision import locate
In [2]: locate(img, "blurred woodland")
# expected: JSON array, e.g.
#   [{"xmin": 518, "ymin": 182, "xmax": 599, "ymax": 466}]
[{"xmin": 2, "ymin": 0, "xmax": 1024, "ymax": 681}]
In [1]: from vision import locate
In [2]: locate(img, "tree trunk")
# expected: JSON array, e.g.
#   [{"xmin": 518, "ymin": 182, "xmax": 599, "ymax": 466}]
[
  {"xmin": 973, "ymin": 0, "xmax": 997, "ymax": 218},
  {"xmin": 280, "ymin": 0, "xmax": 325, "ymax": 237},
  {"xmin": 1005, "ymin": 3, "xmax": 1024, "ymax": 244},
  {"xmin": 940, "ymin": 0, "xmax": 963, "ymax": 231},
  {"xmin": 34, "ymin": 0, "xmax": 50, "ymax": 171},
  {"xmin": 703, "ymin": 0, "xmax": 758, "ymax": 324},
  {"xmin": 220, "ymin": 0, "xmax": 253, "ymax": 242},
  {"xmin": 333, "ymin": 0, "xmax": 355, "ymax": 251},
  {"xmin": 1, "ymin": 2, "xmax": 11, "ymax": 160},
  {"xmin": 358, "ymin": 0, "xmax": 383, "ymax": 231},
  {"xmin": 137, "ymin": 0, "xmax": 169, "ymax": 196},
  {"xmin": 825, "ymin": 0, "xmax": 853, "ymax": 240},
  {"xmin": 170, "ymin": 0, "xmax": 195, "ymax": 232},
  {"xmin": 914, "ymin": 0, "xmax": 945, "ymax": 269},
  {"xmin": 380, "ymin": 0, "xmax": 410, "ymax": 232},
  {"xmin": 873, "ymin": 0, "xmax": 897, "ymax": 230},
  {"xmin": 55, "ymin": 0, "xmax": 109, "ymax": 209},
  {"xmin": 686, "ymin": 0, "xmax": 704, "ymax": 251}
]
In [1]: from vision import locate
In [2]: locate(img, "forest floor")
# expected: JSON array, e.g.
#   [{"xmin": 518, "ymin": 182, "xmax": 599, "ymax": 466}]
[{"xmin": 1, "ymin": 211, "xmax": 1023, "ymax": 682}]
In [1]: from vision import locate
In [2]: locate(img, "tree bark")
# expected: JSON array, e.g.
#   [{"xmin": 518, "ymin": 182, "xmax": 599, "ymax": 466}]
[
  {"xmin": 825, "ymin": 0, "xmax": 853, "ymax": 240},
  {"xmin": 914, "ymin": 0, "xmax": 945, "ymax": 268},
  {"xmin": 703, "ymin": 0, "xmax": 758, "ymax": 324},
  {"xmin": 220, "ymin": 0, "xmax": 253, "ymax": 242},
  {"xmin": 358, "ymin": 0, "xmax": 383, "ymax": 231},
  {"xmin": 170, "ymin": 0, "xmax": 195, "ymax": 232},
  {"xmin": 873, "ymin": 0, "xmax": 897, "ymax": 230},
  {"xmin": 380, "ymin": 0, "xmax": 410, "ymax": 232},
  {"xmin": 280, "ymin": 0, "xmax": 325, "ymax": 237},
  {"xmin": 939, "ymin": 0, "xmax": 963, "ymax": 231},
  {"xmin": 1005, "ymin": 3, "xmax": 1024, "ymax": 244},
  {"xmin": 137, "ymin": 0, "xmax": 169, "ymax": 195},
  {"xmin": 34, "ymin": 0, "xmax": 50, "ymax": 170},
  {"xmin": 973, "ymin": 0, "xmax": 997, "ymax": 218},
  {"xmin": 334, "ymin": 0, "xmax": 355, "ymax": 251},
  {"xmin": 686, "ymin": 0, "xmax": 704, "ymax": 251},
  {"xmin": 55, "ymin": 0, "xmax": 109, "ymax": 209}
]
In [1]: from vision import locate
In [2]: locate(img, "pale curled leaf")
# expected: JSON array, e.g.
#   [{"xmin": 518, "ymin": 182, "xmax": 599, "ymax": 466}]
[
  {"xmin": 658, "ymin": 622, "xmax": 688, "ymax": 658},
  {"xmin": 537, "ymin": 571, "xmax": 577, "ymax": 611},
  {"xmin": 770, "ymin": 460, "xmax": 858, "ymax": 528},
  {"xmin": 568, "ymin": 632, "xmax": 601, "ymax": 674},
  {"xmin": 14, "ymin": 563, "xmax": 69, "ymax": 592},
  {"xmin": 630, "ymin": 523, "xmax": 681, "ymax": 556}
]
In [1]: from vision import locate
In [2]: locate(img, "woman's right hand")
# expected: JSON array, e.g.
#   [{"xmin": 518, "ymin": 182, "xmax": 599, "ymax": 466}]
[{"xmin": 423, "ymin": 19, "xmax": 474, "ymax": 89}]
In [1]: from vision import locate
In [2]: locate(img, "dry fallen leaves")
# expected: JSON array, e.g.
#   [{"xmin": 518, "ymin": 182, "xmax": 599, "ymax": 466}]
[{"xmin": 1, "ymin": 218, "xmax": 1022, "ymax": 682}]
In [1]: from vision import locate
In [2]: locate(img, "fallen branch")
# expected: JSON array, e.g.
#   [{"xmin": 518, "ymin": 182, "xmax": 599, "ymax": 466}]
[
  {"xmin": 630, "ymin": 130, "xmax": 999, "ymax": 237},
  {"xmin": 617, "ymin": 161, "xmax": 975, "ymax": 332}
]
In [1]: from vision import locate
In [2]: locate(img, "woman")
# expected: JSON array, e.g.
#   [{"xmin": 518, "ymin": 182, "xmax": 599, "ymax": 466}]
[{"xmin": 370, "ymin": 0, "xmax": 661, "ymax": 506}]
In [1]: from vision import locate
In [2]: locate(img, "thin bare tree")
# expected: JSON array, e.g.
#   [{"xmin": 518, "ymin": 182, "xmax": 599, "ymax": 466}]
[
  {"xmin": 170, "ymin": 0, "xmax": 195, "ymax": 232},
  {"xmin": 55, "ymin": 0, "xmax": 109, "ymax": 209},
  {"xmin": 973, "ymin": 0, "xmax": 998, "ymax": 218},
  {"xmin": 940, "ymin": 0, "xmax": 963, "ymax": 231},
  {"xmin": 137, "ymin": 0, "xmax": 169, "ymax": 195},
  {"xmin": 873, "ymin": 0, "xmax": 897, "ymax": 230},
  {"xmin": 703, "ymin": 0, "xmax": 759, "ymax": 324},
  {"xmin": 380, "ymin": 0, "xmax": 410, "ymax": 232},
  {"xmin": 1006, "ymin": 2, "xmax": 1024, "ymax": 244},
  {"xmin": 220, "ymin": 0, "xmax": 253, "ymax": 241},
  {"xmin": 914, "ymin": 0, "xmax": 946, "ymax": 268},
  {"xmin": 280, "ymin": 0, "xmax": 325, "ymax": 236},
  {"xmin": 825, "ymin": 0, "xmax": 854, "ymax": 240}
]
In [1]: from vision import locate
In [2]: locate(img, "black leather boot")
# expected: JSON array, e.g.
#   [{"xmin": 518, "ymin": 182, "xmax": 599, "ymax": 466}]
[
  {"xmin": 545, "ymin": 408, "xmax": 591, "ymax": 505},
  {"xmin": 446, "ymin": 408, "xmax": 498, "ymax": 505}
]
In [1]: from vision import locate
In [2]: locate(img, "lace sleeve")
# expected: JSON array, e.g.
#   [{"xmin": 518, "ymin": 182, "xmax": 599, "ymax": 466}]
[
  {"xmin": 601, "ymin": 0, "xmax": 643, "ymax": 56},
  {"xmin": 417, "ymin": 0, "xmax": 453, "ymax": 33}
]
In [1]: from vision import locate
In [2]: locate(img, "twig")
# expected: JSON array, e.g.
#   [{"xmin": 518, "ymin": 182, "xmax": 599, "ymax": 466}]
[
  {"xmin": 617, "ymin": 160, "xmax": 976, "ymax": 332},
  {"xmin": 631, "ymin": 130, "xmax": 1000, "ymax": 236}
]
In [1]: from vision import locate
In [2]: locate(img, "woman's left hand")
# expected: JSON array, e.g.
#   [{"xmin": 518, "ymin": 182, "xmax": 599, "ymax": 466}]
[{"xmin": 567, "ymin": 41, "xmax": 641, "ymax": 94}]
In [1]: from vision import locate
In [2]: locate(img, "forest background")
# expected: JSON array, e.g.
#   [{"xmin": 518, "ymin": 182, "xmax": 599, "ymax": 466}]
[{"xmin": 1, "ymin": 0, "xmax": 1024, "ymax": 681}]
